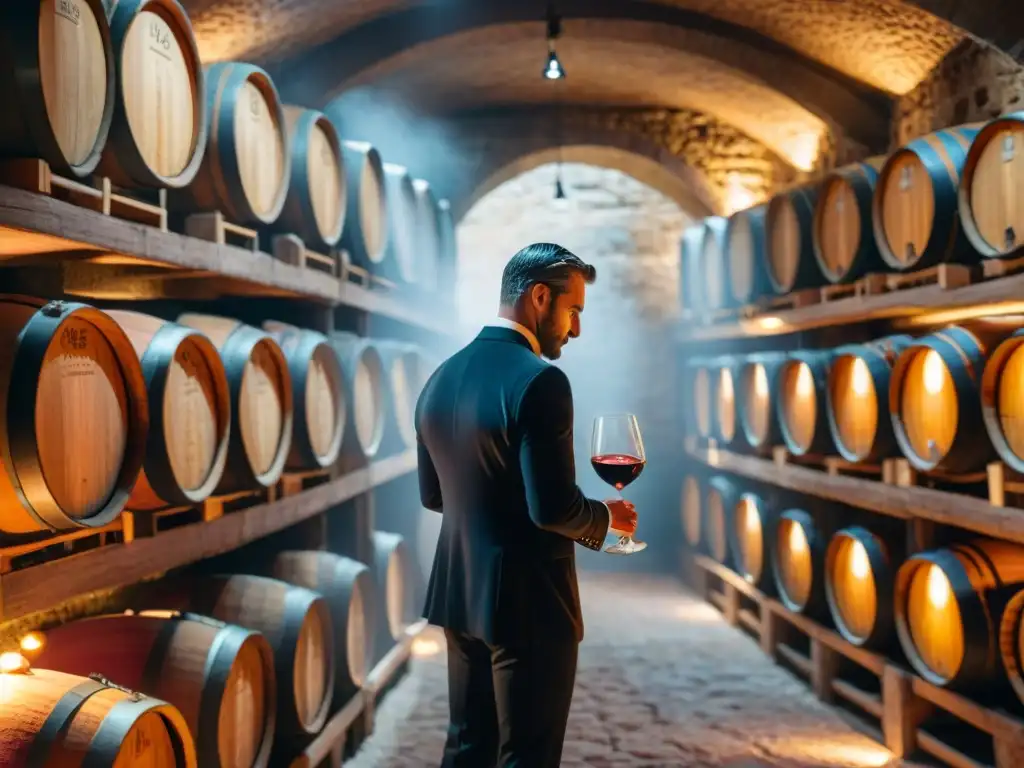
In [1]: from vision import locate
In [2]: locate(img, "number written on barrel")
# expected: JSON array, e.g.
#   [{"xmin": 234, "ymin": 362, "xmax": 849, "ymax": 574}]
[
  {"xmin": 56, "ymin": 0, "xmax": 82, "ymax": 25},
  {"xmin": 150, "ymin": 18, "xmax": 172, "ymax": 51},
  {"xmin": 60, "ymin": 325, "xmax": 89, "ymax": 352}
]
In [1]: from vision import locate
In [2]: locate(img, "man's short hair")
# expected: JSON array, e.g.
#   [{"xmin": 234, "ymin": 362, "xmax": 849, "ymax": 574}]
[{"xmin": 498, "ymin": 243, "xmax": 596, "ymax": 306}]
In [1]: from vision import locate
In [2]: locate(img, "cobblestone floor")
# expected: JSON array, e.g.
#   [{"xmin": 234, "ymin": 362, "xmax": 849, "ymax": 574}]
[{"xmin": 347, "ymin": 573, "xmax": 905, "ymax": 768}]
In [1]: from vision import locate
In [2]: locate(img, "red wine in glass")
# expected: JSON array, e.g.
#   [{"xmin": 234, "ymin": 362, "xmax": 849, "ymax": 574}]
[{"xmin": 591, "ymin": 414, "xmax": 647, "ymax": 555}]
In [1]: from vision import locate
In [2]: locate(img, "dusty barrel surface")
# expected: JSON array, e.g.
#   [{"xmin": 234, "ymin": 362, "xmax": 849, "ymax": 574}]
[
  {"xmin": 959, "ymin": 112, "xmax": 1024, "ymax": 258},
  {"xmin": 98, "ymin": 0, "xmax": 207, "ymax": 188},
  {"xmin": 413, "ymin": 178, "xmax": 443, "ymax": 294},
  {"xmin": 0, "ymin": 0, "xmax": 116, "ymax": 178},
  {"xmin": 765, "ymin": 182, "xmax": 824, "ymax": 294},
  {"xmin": 106, "ymin": 309, "xmax": 230, "ymax": 510},
  {"xmin": 825, "ymin": 525, "xmax": 899, "ymax": 649},
  {"xmin": 777, "ymin": 348, "xmax": 837, "ymax": 457},
  {"xmin": 826, "ymin": 334, "xmax": 913, "ymax": 464},
  {"xmin": 738, "ymin": 351, "xmax": 786, "ymax": 452},
  {"xmin": 371, "ymin": 531, "xmax": 413, "ymax": 660},
  {"xmin": 0, "ymin": 663, "xmax": 197, "ymax": 767},
  {"xmin": 728, "ymin": 490, "xmax": 776, "ymax": 592},
  {"xmin": 382, "ymin": 163, "xmax": 419, "ymax": 286},
  {"xmin": 812, "ymin": 157, "xmax": 886, "ymax": 283},
  {"xmin": 272, "ymin": 550, "xmax": 375, "ymax": 705},
  {"xmin": 0, "ymin": 296, "xmax": 148, "ymax": 534},
  {"xmin": 725, "ymin": 204, "xmax": 769, "ymax": 306},
  {"xmin": 177, "ymin": 313, "xmax": 293, "ymax": 491},
  {"xmin": 275, "ymin": 106, "xmax": 346, "ymax": 251},
  {"xmin": 873, "ymin": 124, "xmax": 981, "ymax": 271},
  {"xmin": 262, "ymin": 320, "xmax": 345, "ymax": 471},
  {"xmin": 704, "ymin": 475, "xmax": 741, "ymax": 567},
  {"xmin": 772, "ymin": 507, "xmax": 829, "ymax": 617},
  {"xmin": 340, "ymin": 140, "xmax": 388, "ymax": 272},
  {"xmin": 328, "ymin": 331, "xmax": 386, "ymax": 461},
  {"xmin": 700, "ymin": 216, "xmax": 730, "ymax": 310},
  {"xmin": 895, "ymin": 538, "xmax": 1024, "ymax": 691},
  {"xmin": 34, "ymin": 610, "xmax": 276, "ymax": 768},
  {"xmin": 173, "ymin": 61, "xmax": 290, "ymax": 226}
]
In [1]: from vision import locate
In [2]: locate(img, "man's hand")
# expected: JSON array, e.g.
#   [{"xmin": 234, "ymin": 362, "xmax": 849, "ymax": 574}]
[{"xmin": 606, "ymin": 499, "xmax": 637, "ymax": 535}]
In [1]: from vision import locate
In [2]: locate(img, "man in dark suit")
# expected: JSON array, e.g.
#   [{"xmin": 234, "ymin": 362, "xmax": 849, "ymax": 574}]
[{"xmin": 414, "ymin": 242, "xmax": 638, "ymax": 767}]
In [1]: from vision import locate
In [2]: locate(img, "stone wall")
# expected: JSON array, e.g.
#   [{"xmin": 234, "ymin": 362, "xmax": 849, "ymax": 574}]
[{"xmin": 453, "ymin": 162, "xmax": 690, "ymax": 574}]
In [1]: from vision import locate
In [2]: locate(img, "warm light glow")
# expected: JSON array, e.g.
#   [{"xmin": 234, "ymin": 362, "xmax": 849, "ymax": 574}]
[
  {"xmin": 787, "ymin": 130, "xmax": 825, "ymax": 173},
  {"xmin": 753, "ymin": 365, "xmax": 768, "ymax": 398},
  {"xmin": 721, "ymin": 173, "xmax": 760, "ymax": 216},
  {"xmin": 745, "ymin": 506, "xmax": 760, "ymax": 534},
  {"xmin": 922, "ymin": 350, "xmax": 945, "ymax": 395},
  {"xmin": 768, "ymin": 733, "xmax": 894, "ymax": 768},
  {"xmin": 851, "ymin": 358, "xmax": 871, "ymax": 397},
  {"xmin": 412, "ymin": 637, "xmax": 442, "ymax": 657},
  {"xmin": 19, "ymin": 633, "xmax": 44, "ymax": 655},
  {"xmin": 673, "ymin": 601, "xmax": 723, "ymax": 623},
  {"xmin": 788, "ymin": 522, "xmax": 807, "ymax": 555},
  {"xmin": 795, "ymin": 363, "xmax": 814, "ymax": 398},
  {"xmin": 720, "ymin": 369, "xmax": 734, "ymax": 402},
  {"xmin": 850, "ymin": 540, "xmax": 870, "ymax": 580},
  {"xmin": 899, "ymin": 305, "xmax": 1024, "ymax": 328},
  {"xmin": 0, "ymin": 653, "xmax": 30, "ymax": 675},
  {"xmin": 755, "ymin": 316, "xmax": 784, "ymax": 331},
  {"xmin": 926, "ymin": 564, "xmax": 951, "ymax": 610}
]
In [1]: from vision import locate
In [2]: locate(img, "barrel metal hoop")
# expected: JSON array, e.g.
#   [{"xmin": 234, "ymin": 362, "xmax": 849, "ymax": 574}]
[{"xmin": 24, "ymin": 678, "xmax": 109, "ymax": 768}]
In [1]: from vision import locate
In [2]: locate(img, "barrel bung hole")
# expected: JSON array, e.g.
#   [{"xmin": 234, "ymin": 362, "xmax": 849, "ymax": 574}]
[
  {"xmin": 997, "ymin": 343, "xmax": 1024, "ymax": 461},
  {"xmin": 904, "ymin": 561, "xmax": 963, "ymax": 683},
  {"xmin": 899, "ymin": 348, "xmax": 957, "ymax": 464},
  {"xmin": 734, "ymin": 495, "xmax": 765, "ymax": 584},
  {"xmin": 829, "ymin": 355, "xmax": 877, "ymax": 459},
  {"xmin": 741, "ymin": 363, "xmax": 771, "ymax": 445},
  {"xmin": 716, "ymin": 367, "xmax": 736, "ymax": 441},
  {"xmin": 780, "ymin": 361, "xmax": 816, "ymax": 453},
  {"xmin": 827, "ymin": 534, "xmax": 877, "ymax": 643},
  {"xmin": 776, "ymin": 516, "xmax": 813, "ymax": 610}
]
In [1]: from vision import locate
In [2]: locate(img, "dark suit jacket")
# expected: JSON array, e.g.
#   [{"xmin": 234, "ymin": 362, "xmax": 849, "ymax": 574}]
[{"xmin": 414, "ymin": 325, "xmax": 610, "ymax": 647}]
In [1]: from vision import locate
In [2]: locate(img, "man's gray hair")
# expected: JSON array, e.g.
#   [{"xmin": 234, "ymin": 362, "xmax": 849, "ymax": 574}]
[{"xmin": 498, "ymin": 242, "xmax": 596, "ymax": 306}]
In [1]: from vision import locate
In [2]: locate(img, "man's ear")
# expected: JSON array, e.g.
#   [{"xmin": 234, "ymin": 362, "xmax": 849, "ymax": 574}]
[{"xmin": 529, "ymin": 282, "xmax": 550, "ymax": 311}]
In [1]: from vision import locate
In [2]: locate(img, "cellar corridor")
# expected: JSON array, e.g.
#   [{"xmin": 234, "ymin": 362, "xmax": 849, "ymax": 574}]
[{"xmin": 347, "ymin": 573, "xmax": 900, "ymax": 768}]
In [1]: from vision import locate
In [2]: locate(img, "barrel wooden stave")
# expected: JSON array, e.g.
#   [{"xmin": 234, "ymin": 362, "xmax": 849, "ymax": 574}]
[
  {"xmin": 873, "ymin": 124, "xmax": 981, "ymax": 271},
  {"xmin": 275, "ymin": 106, "xmax": 346, "ymax": 251},
  {"xmin": 710, "ymin": 355, "xmax": 743, "ymax": 447},
  {"xmin": 705, "ymin": 475, "xmax": 741, "ymax": 567},
  {"xmin": 738, "ymin": 351, "xmax": 787, "ymax": 451},
  {"xmin": 436, "ymin": 198, "xmax": 458, "ymax": 297},
  {"xmin": 35, "ymin": 611, "xmax": 276, "ymax": 768},
  {"xmin": 725, "ymin": 204, "xmax": 769, "ymax": 306},
  {"xmin": 895, "ymin": 538, "xmax": 1024, "ymax": 691},
  {"xmin": 998, "ymin": 587, "xmax": 1024, "ymax": 705},
  {"xmin": 375, "ymin": 338, "xmax": 420, "ymax": 453},
  {"xmin": 340, "ymin": 140, "xmax": 388, "ymax": 272},
  {"xmin": 959, "ymin": 112, "xmax": 1024, "ymax": 258},
  {"xmin": 171, "ymin": 61, "xmax": 290, "ymax": 226},
  {"xmin": 679, "ymin": 225, "xmax": 705, "ymax": 315},
  {"xmin": 413, "ymin": 178, "xmax": 443, "ymax": 295},
  {"xmin": 0, "ymin": 297, "xmax": 148, "ymax": 534},
  {"xmin": 687, "ymin": 357, "xmax": 713, "ymax": 440},
  {"xmin": 0, "ymin": 665, "xmax": 197, "ymax": 767},
  {"xmin": 0, "ymin": 0, "xmax": 116, "ymax": 178},
  {"xmin": 272, "ymin": 550, "xmax": 375, "ymax": 705},
  {"xmin": 177, "ymin": 313, "xmax": 293, "ymax": 491},
  {"xmin": 98, "ymin": 0, "xmax": 206, "ymax": 188},
  {"xmin": 980, "ymin": 327, "xmax": 1024, "ymax": 474},
  {"xmin": 382, "ymin": 163, "xmax": 419, "ymax": 285},
  {"xmin": 777, "ymin": 349, "xmax": 837, "ymax": 457},
  {"xmin": 371, "ymin": 531, "xmax": 412, "ymax": 662},
  {"xmin": 772, "ymin": 508, "xmax": 828, "ymax": 617},
  {"xmin": 328, "ymin": 331, "xmax": 386, "ymax": 462},
  {"xmin": 262, "ymin": 320, "xmax": 345, "ymax": 471},
  {"xmin": 681, "ymin": 474, "xmax": 704, "ymax": 552},
  {"xmin": 701, "ymin": 216, "xmax": 730, "ymax": 311},
  {"xmin": 765, "ymin": 182, "xmax": 824, "ymax": 294},
  {"xmin": 826, "ymin": 334, "xmax": 913, "ymax": 464},
  {"xmin": 728, "ymin": 490, "xmax": 776, "ymax": 592},
  {"xmin": 812, "ymin": 157, "xmax": 886, "ymax": 284},
  {"xmin": 825, "ymin": 525, "xmax": 897, "ymax": 649}
]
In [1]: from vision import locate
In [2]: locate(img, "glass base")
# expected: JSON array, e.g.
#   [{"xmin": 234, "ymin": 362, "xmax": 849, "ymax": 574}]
[{"xmin": 603, "ymin": 534, "xmax": 647, "ymax": 555}]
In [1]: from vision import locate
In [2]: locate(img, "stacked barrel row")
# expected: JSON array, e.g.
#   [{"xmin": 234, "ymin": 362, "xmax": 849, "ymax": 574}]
[
  {"xmin": 0, "ymin": 0, "xmax": 456, "ymax": 296},
  {"xmin": 679, "ymin": 112, "xmax": 1024, "ymax": 313},
  {"xmin": 683, "ymin": 318, "xmax": 1024, "ymax": 476},
  {"xmin": 683, "ymin": 475, "xmax": 1024, "ymax": 705},
  {"xmin": 0, "ymin": 295, "xmax": 436, "ymax": 537},
  {"xmin": 0, "ymin": 538, "xmax": 416, "ymax": 767}
]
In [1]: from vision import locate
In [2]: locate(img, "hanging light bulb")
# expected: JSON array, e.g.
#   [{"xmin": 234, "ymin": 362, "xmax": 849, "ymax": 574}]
[{"xmin": 542, "ymin": 8, "xmax": 565, "ymax": 80}]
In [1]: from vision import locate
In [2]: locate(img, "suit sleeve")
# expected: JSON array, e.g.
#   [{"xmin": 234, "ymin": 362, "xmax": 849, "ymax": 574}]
[
  {"xmin": 518, "ymin": 365, "xmax": 611, "ymax": 549},
  {"xmin": 415, "ymin": 391, "xmax": 443, "ymax": 513}
]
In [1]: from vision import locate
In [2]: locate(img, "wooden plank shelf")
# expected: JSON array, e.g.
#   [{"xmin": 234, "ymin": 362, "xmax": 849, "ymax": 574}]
[
  {"xmin": 0, "ymin": 183, "xmax": 455, "ymax": 336},
  {"xmin": 688, "ymin": 444, "xmax": 1024, "ymax": 545},
  {"xmin": 362, "ymin": 619, "xmax": 430, "ymax": 734},
  {"xmin": 0, "ymin": 449, "xmax": 418, "ymax": 622}
]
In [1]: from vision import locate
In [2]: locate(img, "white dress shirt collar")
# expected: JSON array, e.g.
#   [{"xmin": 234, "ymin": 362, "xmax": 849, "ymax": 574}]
[{"xmin": 489, "ymin": 317, "xmax": 541, "ymax": 356}]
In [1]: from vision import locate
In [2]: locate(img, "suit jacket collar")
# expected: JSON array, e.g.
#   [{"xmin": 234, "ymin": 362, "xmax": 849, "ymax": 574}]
[{"xmin": 478, "ymin": 325, "xmax": 539, "ymax": 355}]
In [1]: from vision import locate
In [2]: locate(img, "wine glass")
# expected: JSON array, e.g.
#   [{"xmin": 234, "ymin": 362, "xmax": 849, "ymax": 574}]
[{"xmin": 591, "ymin": 413, "xmax": 647, "ymax": 555}]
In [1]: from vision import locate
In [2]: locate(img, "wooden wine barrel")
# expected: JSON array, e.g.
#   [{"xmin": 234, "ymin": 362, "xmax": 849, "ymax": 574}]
[
  {"xmin": 413, "ymin": 178, "xmax": 444, "ymax": 294},
  {"xmin": 681, "ymin": 474, "xmax": 704, "ymax": 552},
  {"xmin": 873, "ymin": 124, "xmax": 982, "ymax": 271},
  {"xmin": 437, "ymin": 198, "xmax": 458, "ymax": 293},
  {"xmin": 274, "ymin": 106, "xmax": 346, "ymax": 252},
  {"xmin": 979, "ymin": 328, "xmax": 1024, "ymax": 475},
  {"xmin": 725, "ymin": 204, "xmax": 769, "ymax": 306},
  {"xmin": 35, "ymin": 610, "xmax": 275, "ymax": 768},
  {"xmin": 328, "ymin": 331, "xmax": 385, "ymax": 461},
  {"xmin": 106, "ymin": 310, "xmax": 230, "ymax": 511},
  {"xmin": 728, "ymin": 490, "xmax": 776, "ymax": 592},
  {"xmin": 340, "ymin": 140, "xmax": 388, "ymax": 272},
  {"xmin": 825, "ymin": 526, "xmax": 897, "ymax": 649},
  {"xmin": 679, "ymin": 225, "xmax": 705, "ymax": 314},
  {"xmin": 262, "ymin": 321, "xmax": 345, "ymax": 471},
  {"xmin": 777, "ymin": 349, "xmax": 837, "ymax": 457},
  {"xmin": 812, "ymin": 157, "xmax": 887, "ymax": 283},
  {"xmin": 711, "ymin": 355, "xmax": 743, "ymax": 446},
  {"xmin": 959, "ymin": 113, "xmax": 1024, "ymax": 258},
  {"xmin": 765, "ymin": 182, "xmax": 824, "ymax": 294},
  {"xmin": 0, "ymin": 663, "xmax": 197, "ymax": 767},
  {"xmin": 272, "ymin": 550, "xmax": 374, "ymax": 705},
  {"xmin": 381, "ymin": 163, "xmax": 419, "ymax": 286},
  {"xmin": 890, "ymin": 320, "xmax": 1020, "ymax": 474},
  {"xmin": 701, "ymin": 216, "xmax": 730, "ymax": 311},
  {"xmin": 0, "ymin": 296, "xmax": 148, "ymax": 534},
  {"xmin": 688, "ymin": 356, "xmax": 713, "ymax": 439},
  {"xmin": 177, "ymin": 313, "xmax": 293, "ymax": 491},
  {"xmin": 826, "ymin": 334, "xmax": 913, "ymax": 464},
  {"xmin": 97, "ymin": 0, "xmax": 206, "ymax": 189},
  {"xmin": 895, "ymin": 538, "xmax": 1024, "ymax": 690},
  {"xmin": 773, "ymin": 508, "xmax": 828, "ymax": 617},
  {"xmin": 173, "ymin": 62, "xmax": 289, "ymax": 226},
  {"xmin": 738, "ymin": 351, "xmax": 787, "ymax": 451},
  {"xmin": 0, "ymin": 0, "xmax": 116, "ymax": 178},
  {"xmin": 169, "ymin": 574, "xmax": 335, "ymax": 738},
  {"xmin": 375, "ymin": 339, "xmax": 420, "ymax": 452},
  {"xmin": 998, "ymin": 587, "xmax": 1024, "ymax": 705},
  {"xmin": 705, "ymin": 475, "xmax": 741, "ymax": 567},
  {"xmin": 371, "ymin": 531, "xmax": 412, "ymax": 660}
]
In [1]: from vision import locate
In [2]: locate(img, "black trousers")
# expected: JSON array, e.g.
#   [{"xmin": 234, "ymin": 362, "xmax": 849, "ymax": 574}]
[{"xmin": 440, "ymin": 629, "xmax": 579, "ymax": 768}]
